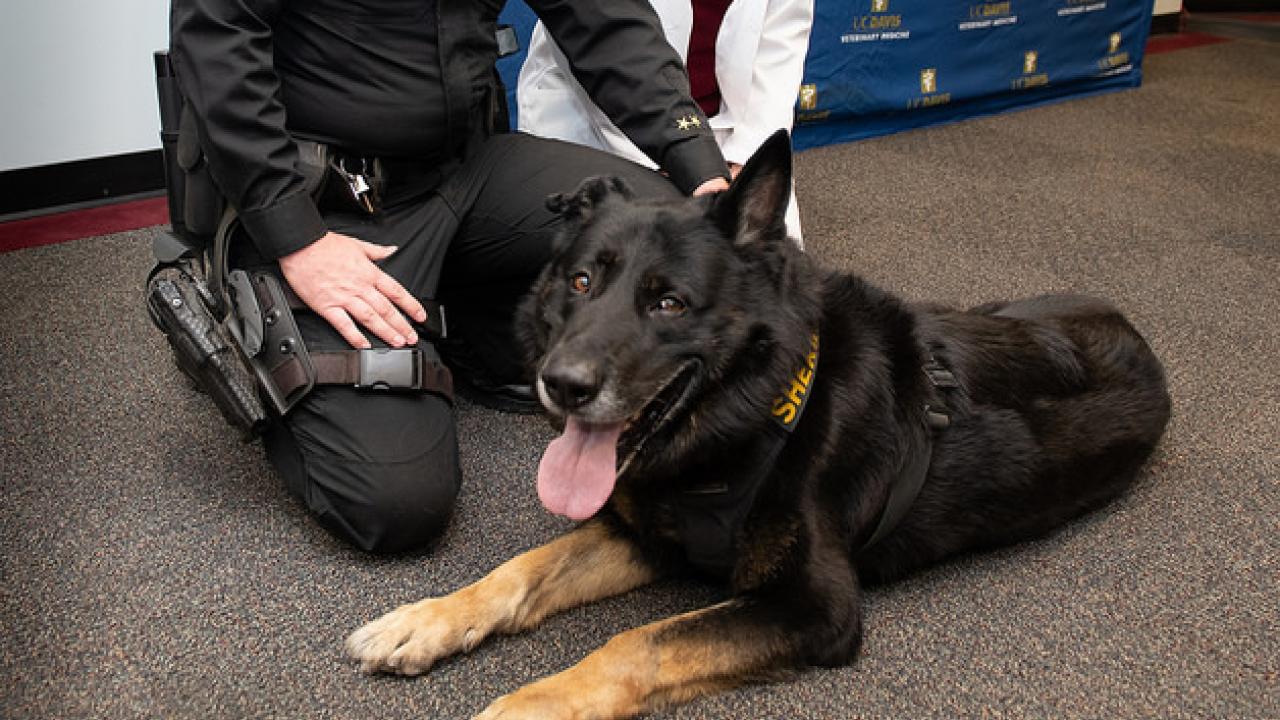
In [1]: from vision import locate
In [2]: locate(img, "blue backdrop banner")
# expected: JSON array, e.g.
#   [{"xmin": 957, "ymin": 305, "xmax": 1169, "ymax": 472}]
[{"xmin": 497, "ymin": 0, "xmax": 1153, "ymax": 151}]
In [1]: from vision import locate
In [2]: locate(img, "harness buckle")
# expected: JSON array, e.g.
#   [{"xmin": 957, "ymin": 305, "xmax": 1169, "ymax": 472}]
[
  {"xmin": 921, "ymin": 353, "xmax": 958, "ymax": 430},
  {"xmin": 923, "ymin": 361, "xmax": 959, "ymax": 389},
  {"xmin": 924, "ymin": 405, "xmax": 952, "ymax": 430},
  {"xmin": 357, "ymin": 348, "xmax": 420, "ymax": 391}
]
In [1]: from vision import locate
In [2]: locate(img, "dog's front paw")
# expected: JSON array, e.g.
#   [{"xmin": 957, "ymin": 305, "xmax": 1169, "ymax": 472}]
[{"xmin": 346, "ymin": 597, "xmax": 484, "ymax": 676}]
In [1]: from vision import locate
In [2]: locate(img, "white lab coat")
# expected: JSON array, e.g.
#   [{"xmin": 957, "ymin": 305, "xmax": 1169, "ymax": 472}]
[{"xmin": 518, "ymin": 0, "xmax": 814, "ymax": 243}]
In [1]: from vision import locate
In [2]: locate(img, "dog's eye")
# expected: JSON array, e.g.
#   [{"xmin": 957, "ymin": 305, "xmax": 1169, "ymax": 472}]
[
  {"xmin": 569, "ymin": 272, "xmax": 591, "ymax": 295},
  {"xmin": 652, "ymin": 295, "xmax": 688, "ymax": 316}
]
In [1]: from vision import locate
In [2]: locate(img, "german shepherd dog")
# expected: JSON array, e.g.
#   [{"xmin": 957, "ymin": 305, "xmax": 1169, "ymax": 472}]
[{"xmin": 346, "ymin": 131, "xmax": 1171, "ymax": 719}]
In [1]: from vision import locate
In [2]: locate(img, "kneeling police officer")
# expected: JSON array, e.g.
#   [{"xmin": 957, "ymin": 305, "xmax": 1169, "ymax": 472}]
[{"xmin": 152, "ymin": 0, "xmax": 730, "ymax": 554}]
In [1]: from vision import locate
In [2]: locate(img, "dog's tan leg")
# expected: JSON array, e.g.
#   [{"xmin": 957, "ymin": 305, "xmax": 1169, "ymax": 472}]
[
  {"xmin": 346, "ymin": 520, "xmax": 656, "ymax": 675},
  {"xmin": 472, "ymin": 597, "xmax": 801, "ymax": 720}
]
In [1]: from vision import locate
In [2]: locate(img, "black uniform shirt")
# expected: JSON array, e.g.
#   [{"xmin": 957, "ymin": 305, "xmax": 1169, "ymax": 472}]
[
  {"xmin": 170, "ymin": 0, "xmax": 728, "ymax": 260},
  {"xmin": 273, "ymin": 0, "xmax": 447, "ymax": 160}
]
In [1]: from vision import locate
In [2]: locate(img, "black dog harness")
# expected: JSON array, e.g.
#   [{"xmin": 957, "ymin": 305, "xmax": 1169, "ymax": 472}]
[
  {"xmin": 860, "ymin": 349, "xmax": 958, "ymax": 551},
  {"xmin": 674, "ymin": 332, "xmax": 820, "ymax": 578},
  {"xmin": 672, "ymin": 335, "xmax": 957, "ymax": 578}
]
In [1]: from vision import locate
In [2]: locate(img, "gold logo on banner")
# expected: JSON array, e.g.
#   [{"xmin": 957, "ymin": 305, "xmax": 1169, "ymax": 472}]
[
  {"xmin": 1099, "ymin": 31, "xmax": 1130, "ymax": 69},
  {"xmin": 854, "ymin": 13, "xmax": 902, "ymax": 29},
  {"xmin": 1014, "ymin": 50, "xmax": 1049, "ymax": 89},
  {"xmin": 920, "ymin": 68, "xmax": 938, "ymax": 95},
  {"xmin": 909, "ymin": 68, "xmax": 951, "ymax": 108},
  {"xmin": 970, "ymin": 1, "xmax": 1012, "ymax": 18},
  {"xmin": 852, "ymin": 0, "xmax": 902, "ymax": 31},
  {"xmin": 798, "ymin": 84, "xmax": 818, "ymax": 111},
  {"xmin": 960, "ymin": 1, "xmax": 1017, "ymax": 30},
  {"xmin": 796, "ymin": 83, "xmax": 829, "ymax": 122},
  {"xmin": 844, "ymin": 0, "xmax": 908, "ymax": 41}
]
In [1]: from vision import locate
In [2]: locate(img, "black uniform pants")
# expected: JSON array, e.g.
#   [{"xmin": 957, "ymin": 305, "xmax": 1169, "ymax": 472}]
[{"xmin": 257, "ymin": 133, "xmax": 682, "ymax": 554}]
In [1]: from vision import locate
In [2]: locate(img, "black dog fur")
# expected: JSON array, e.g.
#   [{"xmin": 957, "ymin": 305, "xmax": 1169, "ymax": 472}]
[{"xmin": 518, "ymin": 130, "xmax": 1171, "ymax": 668}]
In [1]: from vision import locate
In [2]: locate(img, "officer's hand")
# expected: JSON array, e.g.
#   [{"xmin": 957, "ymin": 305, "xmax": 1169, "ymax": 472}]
[
  {"xmin": 692, "ymin": 176, "xmax": 730, "ymax": 196},
  {"xmin": 278, "ymin": 231, "xmax": 427, "ymax": 350}
]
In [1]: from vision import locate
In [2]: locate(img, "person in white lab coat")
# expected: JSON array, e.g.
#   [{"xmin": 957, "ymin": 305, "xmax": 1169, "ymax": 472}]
[{"xmin": 518, "ymin": 0, "xmax": 814, "ymax": 243}]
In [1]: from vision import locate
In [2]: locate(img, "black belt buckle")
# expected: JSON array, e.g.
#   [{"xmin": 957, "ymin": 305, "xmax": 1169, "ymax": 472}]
[{"xmin": 357, "ymin": 348, "xmax": 420, "ymax": 391}]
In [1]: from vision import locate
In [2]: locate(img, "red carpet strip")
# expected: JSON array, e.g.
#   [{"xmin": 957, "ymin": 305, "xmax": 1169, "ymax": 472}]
[
  {"xmin": 1225, "ymin": 13, "xmax": 1280, "ymax": 23},
  {"xmin": 0, "ymin": 196, "xmax": 169, "ymax": 254},
  {"xmin": 1146, "ymin": 31, "xmax": 1231, "ymax": 54}
]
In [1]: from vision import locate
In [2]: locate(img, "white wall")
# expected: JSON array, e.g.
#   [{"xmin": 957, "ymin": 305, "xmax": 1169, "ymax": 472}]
[
  {"xmin": 0, "ymin": 0, "xmax": 170, "ymax": 172},
  {"xmin": 1154, "ymin": 0, "xmax": 1182, "ymax": 15}
]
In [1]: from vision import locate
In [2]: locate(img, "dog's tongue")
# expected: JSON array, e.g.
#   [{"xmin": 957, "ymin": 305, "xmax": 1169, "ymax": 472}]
[{"xmin": 537, "ymin": 417, "xmax": 623, "ymax": 520}]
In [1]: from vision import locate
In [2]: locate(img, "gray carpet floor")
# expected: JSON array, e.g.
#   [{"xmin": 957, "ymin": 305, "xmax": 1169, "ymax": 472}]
[{"xmin": 2, "ymin": 37, "xmax": 1277, "ymax": 720}]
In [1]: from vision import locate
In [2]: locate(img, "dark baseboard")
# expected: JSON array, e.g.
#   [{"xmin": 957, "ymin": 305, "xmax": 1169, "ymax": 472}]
[
  {"xmin": 1151, "ymin": 12, "xmax": 1183, "ymax": 34},
  {"xmin": 1185, "ymin": 0, "xmax": 1280, "ymax": 10},
  {"xmin": 0, "ymin": 150, "xmax": 165, "ymax": 217},
  {"xmin": 1185, "ymin": 10, "xmax": 1280, "ymax": 40}
]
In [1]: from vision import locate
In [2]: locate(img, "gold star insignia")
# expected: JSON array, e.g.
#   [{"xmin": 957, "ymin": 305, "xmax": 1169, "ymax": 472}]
[{"xmin": 676, "ymin": 115, "xmax": 702, "ymax": 131}]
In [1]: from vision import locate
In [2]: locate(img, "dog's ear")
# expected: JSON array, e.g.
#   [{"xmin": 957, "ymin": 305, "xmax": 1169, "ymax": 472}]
[
  {"xmin": 712, "ymin": 129, "xmax": 792, "ymax": 249},
  {"xmin": 545, "ymin": 176, "xmax": 635, "ymax": 221}
]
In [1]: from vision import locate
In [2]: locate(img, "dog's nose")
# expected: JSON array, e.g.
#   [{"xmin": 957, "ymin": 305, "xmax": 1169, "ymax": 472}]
[{"xmin": 541, "ymin": 360, "xmax": 601, "ymax": 411}]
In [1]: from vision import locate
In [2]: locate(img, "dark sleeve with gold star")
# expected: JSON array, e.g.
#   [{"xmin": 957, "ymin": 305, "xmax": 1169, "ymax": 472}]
[{"xmin": 528, "ymin": 0, "xmax": 730, "ymax": 194}]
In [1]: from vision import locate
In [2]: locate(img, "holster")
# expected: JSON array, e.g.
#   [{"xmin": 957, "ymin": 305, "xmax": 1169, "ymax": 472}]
[{"xmin": 146, "ymin": 261, "xmax": 269, "ymax": 437}]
